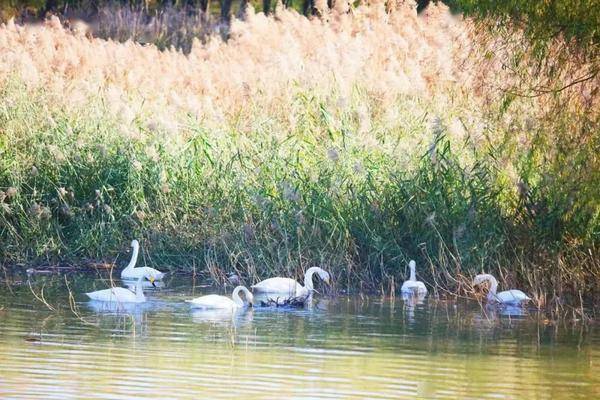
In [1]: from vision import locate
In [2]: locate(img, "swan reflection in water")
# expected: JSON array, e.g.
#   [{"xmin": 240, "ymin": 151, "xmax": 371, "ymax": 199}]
[
  {"xmin": 498, "ymin": 304, "xmax": 529, "ymax": 317},
  {"xmin": 401, "ymin": 292, "xmax": 426, "ymax": 325},
  {"xmin": 251, "ymin": 291, "xmax": 333, "ymax": 311},
  {"xmin": 472, "ymin": 303, "xmax": 530, "ymax": 331},
  {"xmin": 191, "ymin": 307, "xmax": 254, "ymax": 326},
  {"xmin": 84, "ymin": 299, "xmax": 165, "ymax": 335}
]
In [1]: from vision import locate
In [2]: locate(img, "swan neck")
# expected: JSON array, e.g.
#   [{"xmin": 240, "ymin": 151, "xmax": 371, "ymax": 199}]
[
  {"xmin": 231, "ymin": 286, "xmax": 245, "ymax": 307},
  {"xmin": 124, "ymin": 243, "xmax": 139, "ymax": 272},
  {"xmin": 488, "ymin": 276, "xmax": 498, "ymax": 294},
  {"xmin": 135, "ymin": 276, "xmax": 145, "ymax": 301},
  {"xmin": 484, "ymin": 275, "xmax": 498, "ymax": 301},
  {"xmin": 409, "ymin": 265, "xmax": 416, "ymax": 281},
  {"xmin": 304, "ymin": 268, "xmax": 317, "ymax": 292}
]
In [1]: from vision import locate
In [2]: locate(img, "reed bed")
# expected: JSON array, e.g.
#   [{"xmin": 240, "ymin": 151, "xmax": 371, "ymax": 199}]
[{"xmin": 0, "ymin": 2, "xmax": 597, "ymax": 306}]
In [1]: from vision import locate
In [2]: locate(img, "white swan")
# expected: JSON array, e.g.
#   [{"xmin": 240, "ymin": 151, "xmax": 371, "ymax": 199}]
[
  {"xmin": 472, "ymin": 274, "xmax": 531, "ymax": 306},
  {"xmin": 251, "ymin": 267, "xmax": 330, "ymax": 299},
  {"xmin": 86, "ymin": 275, "xmax": 155, "ymax": 303},
  {"xmin": 186, "ymin": 286, "xmax": 254, "ymax": 310},
  {"xmin": 120, "ymin": 239, "xmax": 165, "ymax": 281},
  {"xmin": 400, "ymin": 260, "xmax": 428, "ymax": 296}
]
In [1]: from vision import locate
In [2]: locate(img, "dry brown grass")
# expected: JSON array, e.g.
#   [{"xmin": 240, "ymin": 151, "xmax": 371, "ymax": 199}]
[{"xmin": 0, "ymin": 3, "xmax": 473, "ymax": 135}]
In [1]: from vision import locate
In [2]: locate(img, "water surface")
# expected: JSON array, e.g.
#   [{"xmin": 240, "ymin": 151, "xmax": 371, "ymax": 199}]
[{"xmin": 0, "ymin": 272, "xmax": 598, "ymax": 399}]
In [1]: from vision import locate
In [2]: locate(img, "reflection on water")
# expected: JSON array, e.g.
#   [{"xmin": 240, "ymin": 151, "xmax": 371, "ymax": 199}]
[
  {"xmin": 191, "ymin": 308, "xmax": 253, "ymax": 326},
  {"xmin": 0, "ymin": 272, "xmax": 598, "ymax": 399},
  {"xmin": 401, "ymin": 292, "xmax": 426, "ymax": 325}
]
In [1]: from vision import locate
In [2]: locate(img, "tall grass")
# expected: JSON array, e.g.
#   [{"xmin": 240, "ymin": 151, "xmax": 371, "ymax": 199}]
[{"xmin": 0, "ymin": 2, "xmax": 598, "ymax": 305}]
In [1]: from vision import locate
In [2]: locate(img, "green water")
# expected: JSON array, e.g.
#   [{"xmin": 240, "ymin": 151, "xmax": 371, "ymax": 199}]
[{"xmin": 0, "ymin": 272, "xmax": 598, "ymax": 399}]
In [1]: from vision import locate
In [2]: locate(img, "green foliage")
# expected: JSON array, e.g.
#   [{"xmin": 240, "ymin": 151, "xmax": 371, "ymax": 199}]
[
  {"xmin": 1, "ymin": 80, "xmax": 597, "ymax": 302},
  {"xmin": 0, "ymin": 85, "xmax": 480, "ymax": 280},
  {"xmin": 448, "ymin": 0, "xmax": 600, "ymax": 49}
]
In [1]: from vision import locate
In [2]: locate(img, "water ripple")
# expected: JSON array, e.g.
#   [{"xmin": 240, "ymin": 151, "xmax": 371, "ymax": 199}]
[{"xmin": 0, "ymin": 278, "xmax": 598, "ymax": 399}]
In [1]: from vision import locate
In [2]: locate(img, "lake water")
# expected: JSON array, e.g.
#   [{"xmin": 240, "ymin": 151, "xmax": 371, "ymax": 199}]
[{"xmin": 0, "ymin": 272, "xmax": 598, "ymax": 399}]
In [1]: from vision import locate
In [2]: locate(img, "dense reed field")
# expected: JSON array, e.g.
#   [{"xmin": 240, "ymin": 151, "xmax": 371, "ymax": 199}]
[{"xmin": 0, "ymin": 2, "xmax": 598, "ymax": 305}]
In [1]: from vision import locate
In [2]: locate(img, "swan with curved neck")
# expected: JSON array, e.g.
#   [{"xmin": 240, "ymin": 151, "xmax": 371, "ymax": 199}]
[
  {"xmin": 251, "ymin": 267, "xmax": 331, "ymax": 300},
  {"xmin": 472, "ymin": 274, "xmax": 531, "ymax": 306},
  {"xmin": 400, "ymin": 260, "xmax": 427, "ymax": 296},
  {"xmin": 86, "ymin": 274, "xmax": 155, "ymax": 303},
  {"xmin": 186, "ymin": 286, "xmax": 254, "ymax": 309},
  {"xmin": 121, "ymin": 240, "xmax": 165, "ymax": 281}
]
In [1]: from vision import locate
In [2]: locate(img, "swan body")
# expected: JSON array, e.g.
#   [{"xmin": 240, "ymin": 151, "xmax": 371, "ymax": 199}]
[
  {"xmin": 86, "ymin": 275, "xmax": 154, "ymax": 303},
  {"xmin": 186, "ymin": 286, "xmax": 253, "ymax": 310},
  {"xmin": 400, "ymin": 260, "xmax": 428, "ymax": 296},
  {"xmin": 120, "ymin": 240, "xmax": 165, "ymax": 281},
  {"xmin": 252, "ymin": 279, "xmax": 303, "ymax": 295},
  {"xmin": 251, "ymin": 267, "xmax": 330, "ymax": 299},
  {"xmin": 473, "ymin": 274, "xmax": 531, "ymax": 306}
]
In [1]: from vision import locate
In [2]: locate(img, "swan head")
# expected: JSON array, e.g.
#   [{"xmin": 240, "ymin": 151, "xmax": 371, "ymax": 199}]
[
  {"xmin": 131, "ymin": 239, "xmax": 139, "ymax": 248},
  {"xmin": 306, "ymin": 267, "xmax": 331, "ymax": 284},
  {"xmin": 234, "ymin": 286, "xmax": 254, "ymax": 307},
  {"xmin": 319, "ymin": 270, "xmax": 331, "ymax": 285},
  {"xmin": 130, "ymin": 274, "xmax": 156, "ymax": 293},
  {"xmin": 303, "ymin": 267, "xmax": 331, "ymax": 293},
  {"xmin": 472, "ymin": 274, "xmax": 496, "ymax": 286},
  {"xmin": 146, "ymin": 274, "xmax": 157, "ymax": 287},
  {"xmin": 472, "ymin": 274, "xmax": 485, "ymax": 286},
  {"xmin": 472, "ymin": 274, "xmax": 498, "ymax": 298},
  {"xmin": 245, "ymin": 290, "xmax": 254, "ymax": 307}
]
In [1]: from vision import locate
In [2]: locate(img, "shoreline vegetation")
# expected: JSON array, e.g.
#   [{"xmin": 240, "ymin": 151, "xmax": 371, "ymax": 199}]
[{"xmin": 0, "ymin": 1, "xmax": 598, "ymax": 309}]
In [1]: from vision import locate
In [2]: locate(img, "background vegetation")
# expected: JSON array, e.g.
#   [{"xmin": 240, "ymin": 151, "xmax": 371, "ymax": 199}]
[{"xmin": 0, "ymin": 1, "xmax": 598, "ymax": 305}]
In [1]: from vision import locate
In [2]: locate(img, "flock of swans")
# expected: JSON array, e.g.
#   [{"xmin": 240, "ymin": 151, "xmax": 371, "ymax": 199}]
[
  {"xmin": 86, "ymin": 240, "xmax": 331, "ymax": 309},
  {"xmin": 400, "ymin": 260, "xmax": 531, "ymax": 306},
  {"xmin": 86, "ymin": 240, "xmax": 532, "ymax": 310}
]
